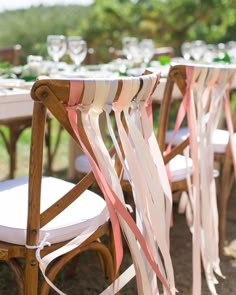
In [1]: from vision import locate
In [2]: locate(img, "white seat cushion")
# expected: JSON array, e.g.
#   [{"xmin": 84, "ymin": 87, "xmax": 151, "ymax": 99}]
[
  {"xmin": 75, "ymin": 154, "xmax": 92, "ymax": 174},
  {"xmin": 168, "ymin": 154, "xmax": 192, "ymax": 182},
  {"xmin": 165, "ymin": 127, "xmax": 236, "ymax": 154},
  {"xmin": 75, "ymin": 154, "xmax": 193, "ymax": 183},
  {"xmin": 0, "ymin": 177, "xmax": 108, "ymax": 245},
  {"xmin": 165, "ymin": 127, "xmax": 189, "ymax": 147},
  {"xmin": 213, "ymin": 129, "xmax": 236, "ymax": 153}
]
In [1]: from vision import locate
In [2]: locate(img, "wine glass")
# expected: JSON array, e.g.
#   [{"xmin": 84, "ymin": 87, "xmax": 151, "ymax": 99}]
[
  {"xmin": 226, "ymin": 41, "xmax": 236, "ymax": 62},
  {"xmin": 190, "ymin": 40, "xmax": 206, "ymax": 61},
  {"xmin": 122, "ymin": 36, "xmax": 141, "ymax": 64},
  {"xmin": 139, "ymin": 39, "xmax": 155, "ymax": 65},
  {"xmin": 202, "ymin": 44, "xmax": 217, "ymax": 63},
  {"xmin": 181, "ymin": 42, "xmax": 192, "ymax": 60},
  {"xmin": 47, "ymin": 35, "xmax": 67, "ymax": 64},
  {"xmin": 67, "ymin": 36, "xmax": 87, "ymax": 70}
]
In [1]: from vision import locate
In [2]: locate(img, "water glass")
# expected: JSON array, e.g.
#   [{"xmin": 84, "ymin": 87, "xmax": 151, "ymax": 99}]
[
  {"xmin": 47, "ymin": 35, "xmax": 67, "ymax": 63},
  {"xmin": 27, "ymin": 55, "xmax": 43, "ymax": 76},
  {"xmin": 225, "ymin": 41, "xmax": 236, "ymax": 62},
  {"xmin": 181, "ymin": 42, "xmax": 192, "ymax": 60},
  {"xmin": 139, "ymin": 39, "xmax": 155, "ymax": 65},
  {"xmin": 67, "ymin": 36, "xmax": 87, "ymax": 69},
  {"xmin": 122, "ymin": 37, "xmax": 141, "ymax": 63},
  {"xmin": 190, "ymin": 40, "xmax": 206, "ymax": 61}
]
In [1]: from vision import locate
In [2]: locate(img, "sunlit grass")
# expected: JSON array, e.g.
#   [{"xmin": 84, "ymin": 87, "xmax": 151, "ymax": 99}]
[{"xmin": 0, "ymin": 119, "xmax": 69, "ymax": 180}]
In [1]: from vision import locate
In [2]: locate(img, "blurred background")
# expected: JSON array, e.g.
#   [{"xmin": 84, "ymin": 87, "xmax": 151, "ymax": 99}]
[{"xmin": 0, "ymin": 0, "xmax": 235, "ymax": 65}]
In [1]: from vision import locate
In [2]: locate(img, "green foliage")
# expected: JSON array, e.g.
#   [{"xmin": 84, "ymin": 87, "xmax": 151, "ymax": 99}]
[
  {"xmin": 82, "ymin": 0, "xmax": 236, "ymax": 60},
  {"xmin": 0, "ymin": 5, "xmax": 91, "ymax": 63},
  {"xmin": 0, "ymin": 1, "xmax": 235, "ymax": 63}
]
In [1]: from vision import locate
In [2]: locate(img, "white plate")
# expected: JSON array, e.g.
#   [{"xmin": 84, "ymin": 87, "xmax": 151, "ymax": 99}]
[
  {"xmin": 0, "ymin": 78, "xmax": 26, "ymax": 88},
  {"xmin": 126, "ymin": 68, "xmax": 146, "ymax": 76},
  {"xmin": 52, "ymin": 70, "xmax": 118, "ymax": 79}
]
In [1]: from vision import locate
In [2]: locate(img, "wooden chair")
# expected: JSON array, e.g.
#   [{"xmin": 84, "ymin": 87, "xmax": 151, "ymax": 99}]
[
  {"xmin": 152, "ymin": 46, "xmax": 175, "ymax": 59},
  {"xmin": 84, "ymin": 47, "xmax": 97, "ymax": 65},
  {"xmin": 216, "ymin": 87, "xmax": 236, "ymax": 254},
  {"xmin": 30, "ymin": 74, "xmax": 176, "ymax": 294},
  {"xmin": 74, "ymin": 71, "xmax": 191, "ymax": 211},
  {"xmin": 0, "ymin": 45, "xmax": 54, "ymax": 178},
  {"xmin": 0, "ymin": 114, "xmax": 55, "ymax": 178},
  {"xmin": 157, "ymin": 65, "xmax": 189, "ymax": 193},
  {"xmin": 158, "ymin": 63, "xmax": 236, "ymax": 294},
  {"xmin": 163, "ymin": 64, "xmax": 236, "ymax": 255},
  {"xmin": 0, "ymin": 80, "xmax": 117, "ymax": 294},
  {"xmin": 0, "ymin": 44, "xmax": 22, "ymax": 66}
]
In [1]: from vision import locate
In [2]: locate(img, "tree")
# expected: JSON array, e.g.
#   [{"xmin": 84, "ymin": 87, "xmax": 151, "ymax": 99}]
[{"xmin": 82, "ymin": 0, "xmax": 236, "ymax": 61}]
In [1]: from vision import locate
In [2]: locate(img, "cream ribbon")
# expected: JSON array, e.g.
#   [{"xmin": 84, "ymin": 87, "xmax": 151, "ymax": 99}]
[
  {"xmin": 30, "ymin": 73, "xmax": 177, "ymax": 294},
  {"xmin": 166, "ymin": 64, "xmax": 236, "ymax": 295}
]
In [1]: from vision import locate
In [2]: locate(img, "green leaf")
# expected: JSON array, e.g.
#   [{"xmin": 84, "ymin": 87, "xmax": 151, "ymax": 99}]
[
  {"xmin": 213, "ymin": 52, "xmax": 231, "ymax": 63},
  {"xmin": 158, "ymin": 56, "xmax": 171, "ymax": 65}
]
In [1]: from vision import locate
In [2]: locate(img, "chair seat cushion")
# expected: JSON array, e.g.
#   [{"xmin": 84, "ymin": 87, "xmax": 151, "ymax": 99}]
[
  {"xmin": 75, "ymin": 154, "xmax": 92, "ymax": 174},
  {"xmin": 165, "ymin": 127, "xmax": 189, "ymax": 147},
  {"xmin": 0, "ymin": 177, "xmax": 108, "ymax": 245},
  {"xmin": 168, "ymin": 154, "xmax": 192, "ymax": 182},
  {"xmin": 165, "ymin": 127, "xmax": 236, "ymax": 154},
  {"xmin": 75, "ymin": 154, "xmax": 193, "ymax": 183}
]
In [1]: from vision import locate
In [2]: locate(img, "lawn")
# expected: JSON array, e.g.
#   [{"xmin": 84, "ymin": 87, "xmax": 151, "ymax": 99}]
[{"xmin": 0, "ymin": 118, "xmax": 70, "ymax": 180}]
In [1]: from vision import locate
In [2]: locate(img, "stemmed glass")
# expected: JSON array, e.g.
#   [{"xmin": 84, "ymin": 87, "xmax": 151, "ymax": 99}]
[
  {"xmin": 67, "ymin": 36, "xmax": 87, "ymax": 70},
  {"xmin": 47, "ymin": 35, "xmax": 67, "ymax": 65},
  {"xmin": 139, "ymin": 39, "xmax": 155, "ymax": 65},
  {"xmin": 226, "ymin": 41, "xmax": 236, "ymax": 62},
  {"xmin": 181, "ymin": 42, "xmax": 192, "ymax": 60},
  {"xmin": 122, "ymin": 36, "xmax": 141, "ymax": 64},
  {"xmin": 190, "ymin": 40, "xmax": 206, "ymax": 61}
]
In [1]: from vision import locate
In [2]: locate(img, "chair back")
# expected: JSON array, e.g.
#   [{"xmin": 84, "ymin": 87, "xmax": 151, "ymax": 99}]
[
  {"xmin": 84, "ymin": 47, "xmax": 96, "ymax": 65},
  {"xmin": 153, "ymin": 46, "xmax": 175, "ymax": 59},
  {"xmin": 0, "ymin": 44, "xmax": 22, "ymax": 65},
  {"xmin": 31, "ymin": 73, "xmax": 176, "ymax": 294},
  {"xmin": 157, "ymin": 64, "xmax": 186, "ymax": 154},
  {"xmin": 158, "ymin": 62, "xmax": 236, "ymax": 294}
]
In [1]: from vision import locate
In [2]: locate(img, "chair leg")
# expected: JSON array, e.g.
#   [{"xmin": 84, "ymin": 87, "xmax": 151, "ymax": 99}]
[
  {"xmin": 1, "ymin": 118, "xmax": 32, "ymax": 179},
  {"xmin": 40, "ymin": 242, "xmax": 115, "ymax": 295},
  {"xmin": 9, "ymin": 126, "xmax": 19, "ymax": 179},
  {"xmin": 0, "ymin": 117, "xmax": 63, "ymax": 178},
  {"xmin": 218, "ymin": 168, "xmax": 234, "ymax": 255},
  {"xmin": 7, "ymin": 259, "xmax": 24, "ymax": 295},
  {"xmin": 44, "ymin": 116, "xmax": 53, "ymax": 176},
  {"xmin": 25, "ymin": 250, "xmax": 39, "ymax": 295}
]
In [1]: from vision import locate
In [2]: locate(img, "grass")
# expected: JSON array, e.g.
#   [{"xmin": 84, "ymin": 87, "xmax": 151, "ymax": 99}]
[{"xmin": 0, "ymin": 118, "xmax": 70, "ymax": 180}]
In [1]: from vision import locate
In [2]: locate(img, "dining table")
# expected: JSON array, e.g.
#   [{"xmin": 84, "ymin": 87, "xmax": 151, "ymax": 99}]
[{"xmin": 0, "ymin": 81, "xmax": 33, "ymax": 120}]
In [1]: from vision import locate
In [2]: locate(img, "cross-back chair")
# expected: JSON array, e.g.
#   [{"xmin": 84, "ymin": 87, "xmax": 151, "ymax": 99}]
[
  {"xmin": 0, "ymin": 44, "xmax": 22, "ymax": 66},
  {"xmin": 74, "ymin": 72, "xmax": 190, "ymax": 208},
  {"xmin": 163, "ymin": 64, "xmax": 236, "ymax": 256},
  {"xmin": 31, "ymin": 74, "xmax": 176, "ymax": 294},
  {"xmin": 0, "ymin": 73, "xmax": 177, "ymax": 295},
  {"xmin": 0, "ymin": 94, "xmax": 54, "ymax": 179},
  {"xmin": 157, "ymin": 66, "xmax": 189, "ymax": 193},
  {"xmin": 159, "ymin": 63, "xmax": 236, "ymax": 294},
  {"xmin": 0, "ymin": 45, "xmax": 54, "ymax": 178},
  {"xmin": 0, "ymin": 80, "xmax": 118, "ymax": 294}
]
